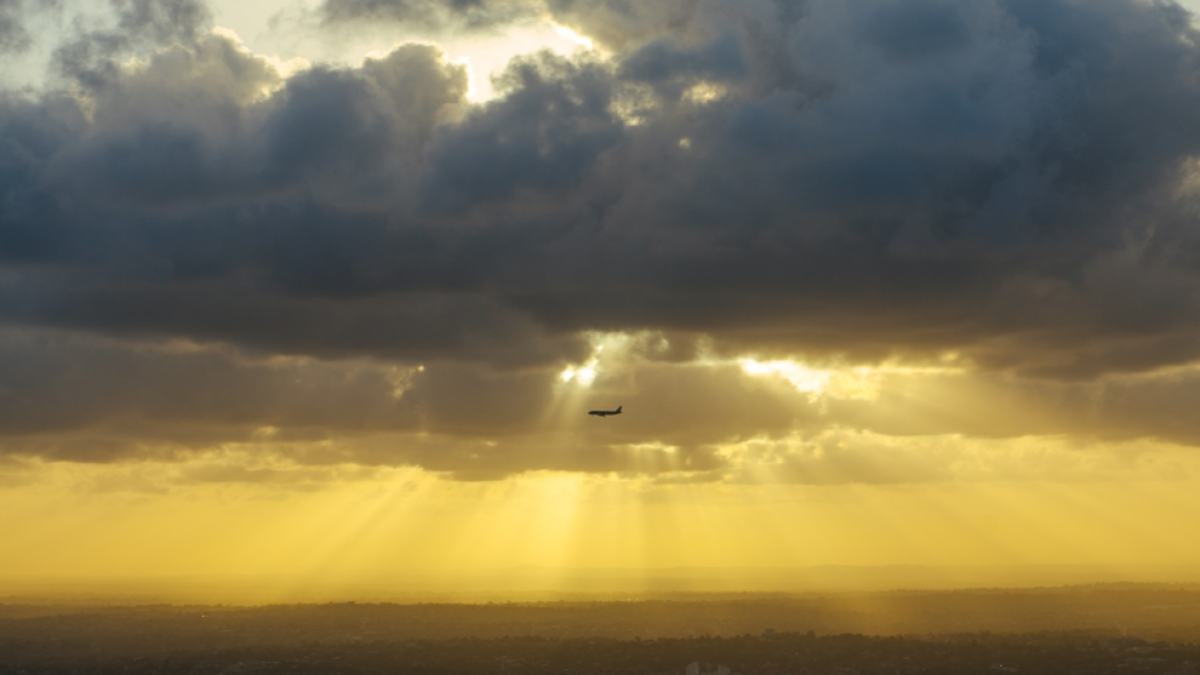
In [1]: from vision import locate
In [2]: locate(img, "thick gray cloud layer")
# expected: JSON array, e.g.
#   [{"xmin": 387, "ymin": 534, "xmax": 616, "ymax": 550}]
[
  {"xmin": 5, "ymin": 326, "xmax": 1200, "ymax": 483},
  {"xmin": 3, "ymin": 0, "xmax": 1200, "ymax": 474}
]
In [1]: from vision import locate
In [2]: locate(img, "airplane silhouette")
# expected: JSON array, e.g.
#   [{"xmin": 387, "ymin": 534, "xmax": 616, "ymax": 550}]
[{"xmin": 588, "ymin": 405, "xmax": 623, "ymax": 418}]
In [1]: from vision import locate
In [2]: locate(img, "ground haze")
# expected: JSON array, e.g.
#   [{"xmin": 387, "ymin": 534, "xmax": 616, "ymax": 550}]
[{"xmin": 4, "ymin": 586, "xmax": 1200, "ymax": 674}]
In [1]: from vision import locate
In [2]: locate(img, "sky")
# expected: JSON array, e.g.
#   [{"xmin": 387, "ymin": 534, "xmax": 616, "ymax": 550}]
[{"xmin": 5, "ymin": 0, "xmax": 1200, "ymax": 596}]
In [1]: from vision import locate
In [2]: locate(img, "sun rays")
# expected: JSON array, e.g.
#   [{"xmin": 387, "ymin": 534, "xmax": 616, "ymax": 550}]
[{"xmin": 5, "ymin": 330, "xmax": 1200, "ymax": 593}]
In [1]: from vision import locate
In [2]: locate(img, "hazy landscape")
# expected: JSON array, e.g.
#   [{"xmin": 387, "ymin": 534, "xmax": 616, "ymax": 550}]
[
  {"xmin": 6, "ymin": 585, "xmax": 1200, "ymax": 674},
  {"xmin": 10, "ymin": 567, "xmax": 1200, "ymax": 605}
]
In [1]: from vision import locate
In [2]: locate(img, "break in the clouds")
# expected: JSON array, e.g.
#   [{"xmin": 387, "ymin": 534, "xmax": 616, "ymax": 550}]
[{"xmin": 3, "ymin": 0, "xmax": 1200, "ymax": 479}]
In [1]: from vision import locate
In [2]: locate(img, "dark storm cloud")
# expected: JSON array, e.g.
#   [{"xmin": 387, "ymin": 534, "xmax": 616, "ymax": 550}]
[
  {"xmin": 619, "ymin": 33, "xmax": 747, "ymax": 86},
  {"xmin": 0, "ymin": 272, "xmax": 587, "ymax": 367},
  {"xmin": 7, "ymin": 0, "xmax": 1199, "ymax": 373},
  {"xmin": 50, "ymin": 37, "xmax": 466, "ymax": 210},
  {"xmin": 5, "ymin": 0, "xmax": 1200, "ymax": 470},
  {"xmin": 420, "ymin": 53, "xmax": 623, "ymax": 213}
]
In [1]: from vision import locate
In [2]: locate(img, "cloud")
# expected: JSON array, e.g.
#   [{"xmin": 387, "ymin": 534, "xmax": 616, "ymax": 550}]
[
  {"xmin": 319, "ymin": 0, "xmax": 541, "ymax": 32},
  {"xmin": 4, "ymin": 0, "xmax": 1200, "ymax": 478},
  {"xmin": 419, "ymin": 51, "xmax": 622, "ymax": 213},
  {"xmin": 716, "ymin": 429, "xmax": 1198, "ymax": 485},
  {"xmin": 545, "ymin": 0, "xmax": 722, "ymax": 50},
  {"xmin": 52, "ymin": 0, "xmax": 213, "ymax": 88},
  {"xmin": 4, "ymin": 0, "xmax": 1200, "ymax": 376},
  {"xmin": 8, "ymin": 325, "xmax": 1200, "ymax": 483},
  {"xmin": 0, "ymin": 328, "xmax": 744, "ymax": 476},
  {"xmin": 0, "ymin": 0, "xmax": 32, "ymax": 54}
]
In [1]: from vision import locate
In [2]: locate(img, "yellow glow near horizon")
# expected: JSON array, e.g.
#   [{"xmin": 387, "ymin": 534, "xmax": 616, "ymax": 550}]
[{"xmin": 7, "ymin": 455, "xmax": 1200, "ymax": 598}]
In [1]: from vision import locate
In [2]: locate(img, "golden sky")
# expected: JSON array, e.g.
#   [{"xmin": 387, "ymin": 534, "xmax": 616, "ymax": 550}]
[{"xmin": 3, "ymin": 0, "xmax": 1200, "ymax": 595}]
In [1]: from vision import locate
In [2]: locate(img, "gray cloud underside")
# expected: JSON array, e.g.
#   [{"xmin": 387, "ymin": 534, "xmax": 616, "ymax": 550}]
[
  {"xmin": 3, "ymin": 0, "xmax": 1200, "ymax": 473},
  {"xmin": 4, "ymin": 327, "xmax": 1200, "ymax": 483}
]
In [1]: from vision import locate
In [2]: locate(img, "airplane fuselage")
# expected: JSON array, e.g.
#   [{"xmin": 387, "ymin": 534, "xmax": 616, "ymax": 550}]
[{"xmin": 588, "ymin": 406, "xmax": 622, "ymax": 417}]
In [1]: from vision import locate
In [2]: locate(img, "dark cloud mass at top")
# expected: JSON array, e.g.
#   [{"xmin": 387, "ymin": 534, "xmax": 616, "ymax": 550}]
[{"xmin": 3, "ymin": 0, "xmax": 1200, "ymax": 474}]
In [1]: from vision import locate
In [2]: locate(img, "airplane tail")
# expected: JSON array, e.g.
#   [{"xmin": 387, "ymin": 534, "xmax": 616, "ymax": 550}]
[{"xmin": 616, "ymin": 405, "xmax": 622, "ymax": 413}]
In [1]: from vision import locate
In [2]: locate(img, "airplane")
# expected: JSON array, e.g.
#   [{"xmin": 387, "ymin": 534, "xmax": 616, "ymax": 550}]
[{"xmin": 588, "ymin": 405, "xmax": 623, "ymax": 418}]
